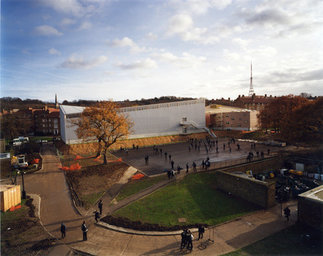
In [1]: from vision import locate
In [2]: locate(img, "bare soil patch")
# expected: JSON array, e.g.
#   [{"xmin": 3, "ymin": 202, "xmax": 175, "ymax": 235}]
[{"xmin": 65, "ymin": 161, "xmax": 130, "ymax": 200}]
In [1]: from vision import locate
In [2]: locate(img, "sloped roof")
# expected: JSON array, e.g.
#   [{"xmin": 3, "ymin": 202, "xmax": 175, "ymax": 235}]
[{"xmin": 60, "ymin": 105, "xmax": 85, "ymax": 115}]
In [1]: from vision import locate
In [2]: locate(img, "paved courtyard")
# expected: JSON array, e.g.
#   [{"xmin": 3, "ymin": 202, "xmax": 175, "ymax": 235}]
[{"xmin": 114, "ymin": 137, "xmax": 277, "ymax": 176}]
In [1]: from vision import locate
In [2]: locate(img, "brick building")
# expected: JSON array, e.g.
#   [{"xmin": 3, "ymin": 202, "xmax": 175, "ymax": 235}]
[
  {"xmin": 33, "ymin": 107, "xmax": 60, "ymax": 136},
  {"xmin": 234, "ymin": 94, "xmax": 276, "ymax": 111},
  {"xmin": 206, "ymin": 105, "xmax": 259, "ymax": 131}
]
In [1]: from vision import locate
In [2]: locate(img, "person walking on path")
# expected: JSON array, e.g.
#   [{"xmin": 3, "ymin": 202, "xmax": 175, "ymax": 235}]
[
  {"xmin": 198, "ymin": 225, "xmax": 205, "ymax": 240},
  {"xmin": 180, "ymin": 229, "xmax": 187, "ymax": 250},
  {"xmin": 60, "ymin": 222, "xmax": 66, "ymax": 239},
  {"xmin": 171, "ymin": 160, "xmax": 174, "ymax": 169},
  {"xmin": 193, "ymin": 161, "xmax": 197, "ymax": 172},
  {"xmin": 81, "ymin": 221, "xmax": 88, "ymax": 241},
  {"xmin": 94, "ymin": 210, "xmax": 100, "ymax": 223},
  {"xmin": 186, "ymin": 163, "xmax": 189, "ymax": 173},
  {"xmin": 98, "ymin": 199, "xmax": 103, "ymax": 215},
  {"xmin": 284, "ymin": 206, "xmax": 291, "ymax": 222},
  {"xmin": 186, "ymin": 230, "xmax": 194, "ymax": 251}
]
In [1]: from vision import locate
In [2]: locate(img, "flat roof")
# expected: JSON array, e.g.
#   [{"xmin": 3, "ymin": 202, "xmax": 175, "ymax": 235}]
[
  {"xmin": 205, "ymin": 104, "xmax": 258, "ymax": 114},
  {"xmin": 299, "ymin": 185, "xmax": 323, "ymax": 203},
  {"xmin": 61, "ymin": 98, "xmax": 205, "ymax": 116}
]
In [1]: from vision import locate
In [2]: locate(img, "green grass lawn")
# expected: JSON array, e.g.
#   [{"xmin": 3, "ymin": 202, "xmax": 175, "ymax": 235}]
[
  {"xmin": 222, "ymin": 224, "xmax": 323, "ymax": 256},
  {"xmin": 113, "ymin": 173, "xmax": 260, "ymax": 226},
  {"xmin": 80, "ymin": 191, "xmax": 105, "ymax": 209},
  {"xmin": 1, "ymin": 198, "xmax": 55, "ymax": 255},
  {"xmin": 116, "ymin": 175, "xmax": 168, "ymax": 202}
]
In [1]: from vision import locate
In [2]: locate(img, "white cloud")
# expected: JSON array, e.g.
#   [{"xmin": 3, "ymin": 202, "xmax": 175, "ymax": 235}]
[
  {"xmin": 49, "ymin": 48, "xmax": 61, "ymax": 55},
  {"xmin": 107, "ymin": 37, "xmax": 145, "ymax": 53},
  {"xmin": 168, "ymin": 14, "xmax": 193, "ymax": 35},
  {"xmin": 35, "ymin": 25, "xmax": 63, "ymax": 36},
  {"xmin": 117, "ymin": 58, "xmax": 157, "ymax": 70},
  {"xmin": 78, "ymin": 21, "xmax": 92, "ymax": 30},
  {"xmin": 60, "ymin": 55, "xmax": 107, "ymax": 69},
  {"xmin": 61, "ymin": 18, "xmax": 76, "ymax": 26},
  {"xmin": 153, "ymin": 51, "xmax": 206, "ymax": 68},
  {"xmin": 168, "ymin": 0, "xmax": 232, "ymax": 15},
  {"xmin": 38, "ymin": 0, "xmax": 83, "ymax": 16},
  {"xmin": 146, "ymin": 32, "xmax": 158, "ymax": 40},
  {"xmin": 167, "ymin": 14, "xmax": 219, "ymax": 44}
]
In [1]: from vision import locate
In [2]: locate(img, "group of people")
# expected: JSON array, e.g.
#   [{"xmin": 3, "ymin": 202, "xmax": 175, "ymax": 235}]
[
  {"xmin": 180, "ymin": 225, "xmax": 205, "ymax": 251},
  {"xmin": 60, "ymin": 199, "xmax": 103, "ymax": 241}
]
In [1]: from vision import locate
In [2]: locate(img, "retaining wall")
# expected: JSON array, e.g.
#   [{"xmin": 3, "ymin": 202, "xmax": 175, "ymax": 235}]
[{"xmin": 215, "ymin": 170, "xmax": 276, "ymax": 208}]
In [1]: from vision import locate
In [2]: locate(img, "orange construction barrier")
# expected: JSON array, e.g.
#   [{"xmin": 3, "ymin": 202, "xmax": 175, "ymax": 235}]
[{"xmin": 132, "ymin": 173, "xmax": 145, "ymax": 180}]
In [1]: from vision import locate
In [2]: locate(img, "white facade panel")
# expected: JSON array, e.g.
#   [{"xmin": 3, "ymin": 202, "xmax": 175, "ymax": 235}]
[{"xmin": 60, "ymin": 99, "xmax": 206, "ymax": 144}]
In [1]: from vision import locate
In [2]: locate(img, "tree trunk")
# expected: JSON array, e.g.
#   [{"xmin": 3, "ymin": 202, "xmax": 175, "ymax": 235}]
[
  {"xmin": 103, "ymin": 148, "xmax": 107, "ymax": 165},
  {"xmin": 96, "ymin": 138, "xmax": 102, "ymax": 157}
]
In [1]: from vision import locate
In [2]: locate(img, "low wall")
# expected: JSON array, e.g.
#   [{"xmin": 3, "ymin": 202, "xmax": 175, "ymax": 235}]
[
  {"xmin": 58, "ymin": 133, "xmax": 207, "ymax": 155},
  {"xmin": 215, "ymin": 170, "xmax": 276, "ymax": 208},
  {"xmin": 214, "ymin": 156, "xmax": 284, "ymax": 175}
]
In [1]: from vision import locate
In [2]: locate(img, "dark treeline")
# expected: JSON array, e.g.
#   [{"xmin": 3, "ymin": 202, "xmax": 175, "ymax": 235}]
[
  {"xmin": 1, "ymin": 96, "xmax": 197, "ymax": 110},
  {"xmin": 0, "ymin": 97, "xmax": 56, "ymax": 111}
]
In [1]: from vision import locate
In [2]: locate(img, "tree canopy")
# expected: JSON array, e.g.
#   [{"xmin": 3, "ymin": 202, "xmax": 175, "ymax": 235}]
[
  {"xmin": 74, "ymin": 101, "xmax": 132, "ymax": 164},
  {"xmin": 258, "ymin": 96, "xmax": 322, "ymax": 143}
]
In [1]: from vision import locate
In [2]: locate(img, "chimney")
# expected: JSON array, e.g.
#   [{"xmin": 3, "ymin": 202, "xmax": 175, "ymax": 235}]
[
  {"xmin": 228, "ymin": 97, "xmax": 230, "ymax": 101},
  {"xmin": 264, "ymin": 94, "xmax": 267, "ymax": 98}
]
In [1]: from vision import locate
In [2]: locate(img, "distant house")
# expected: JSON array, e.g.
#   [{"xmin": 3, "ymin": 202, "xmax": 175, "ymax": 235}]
[
  {"xmin": 206, "ymin": 105, "xmax": 259, "ymax": 131},
  {"xmin": 234, "ymin": 94, "xmax": 276, "ymax": 111}
]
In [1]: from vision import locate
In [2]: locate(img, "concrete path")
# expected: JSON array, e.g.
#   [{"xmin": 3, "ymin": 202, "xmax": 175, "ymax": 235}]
[{"xmin": 20, "ymin": 144, "xmax": 297, "ymax": 256}]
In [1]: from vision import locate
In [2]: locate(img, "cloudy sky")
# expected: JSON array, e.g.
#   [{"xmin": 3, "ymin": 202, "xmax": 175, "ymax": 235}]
[{"xmin": 1, "ymin": 0, "xmax": 322, "ymax": 102}]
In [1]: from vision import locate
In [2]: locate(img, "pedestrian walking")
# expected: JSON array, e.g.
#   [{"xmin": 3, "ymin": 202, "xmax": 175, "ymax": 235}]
[
  {"xmin": 223, "ymin": 143, "xmax": 226, "ymax": 151},
  {"xmin": 164, "ymin": 152, "xmax": 167, "ymax": 159},
  {"xmin": 171, "ymin": 160, "xmax": 174, "ymax": 169},
  {"xmin": 180, "ymin": 229, "xmax": 187, "ymax": 250},
  {"xmin": 60, "ymin": 222, "xmax": 66, "ymax": 239},
  {"xmin": 198, "ymin": 225, "xmax": 205, "ymax": 240},
  {"xmin": 237, "ymin": 144, "xmax": 240, "ymax": 150},
  {"xmin": 186, "ymin": 230, "xmax": 193, "ymax": 251},
  {"xmin": 169, "ymin": 154, "xmax": 172, "ymax": 161},
  {"xmin": 186, "ymin": 163, "xmax": 189, "ymax": 173},
  {"xmin": 284, "ymin": 206, "xmax": 291, "ymax": 222},
  {"xmin": 98, "ymin": 199, "xmax": 103, "ymax": 215},
  {"xmin": 81, "ymin": 221, "xmax": 88, "ymax": 241},
  {"xmin": 193, "ymin": 161, "xmax": 197, "ymax": 172},
  {"xmin": 145, "ymin": 155, "xmax": 149, "ymax": 165},
  {"xmin": 202, "ymin": 160, "xmax": 205, "ymax": 169},
  {"xmin": 94, "ymin": 210, "xmax": 100, "ymax": 223},
  {"xmin": 177, "ymin": 165, "xmax": 181, "ymax": 174}
]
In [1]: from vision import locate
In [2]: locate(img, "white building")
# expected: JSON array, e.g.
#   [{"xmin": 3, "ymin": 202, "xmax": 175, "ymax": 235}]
[{"xmin": 60, "ymin": 99, "xmax": 206, "ymax": 144}]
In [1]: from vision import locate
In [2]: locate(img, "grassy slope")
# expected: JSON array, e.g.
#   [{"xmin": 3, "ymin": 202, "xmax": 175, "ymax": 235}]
[
  {"xmin": 1, "ymin": 198, "xmax": 55, "ymax": 255},
  {"xmin": 113, "ymin": 173, "xmax": 260, "ymax": 226},
  {"xmin": 116, "ymin": 175, "xmax": 168, "ymax": 202}
]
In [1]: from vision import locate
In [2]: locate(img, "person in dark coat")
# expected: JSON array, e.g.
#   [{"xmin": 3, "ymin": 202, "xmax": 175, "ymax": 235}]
[
  {"xmin": 186, "ymin": 230, "xmax": 193, "ymax": 250},
  {"xmin": 81, "ymin": 221, "xmax": 88, "ymax": 241},
  {"xmin": 284, "ymin": 206, "xmax": 291, "ymax": 222},
  {"xmin": 171, "ymin": 160, "xmax": 174, "ymax": 169},
  {"xmin": 180, "ymin": 229, "xmax": 187, "ymax": 250},
  {"xmin": 94, "ymin": 210, "xmax": 100, "ymax": 223},
  {"xmin": 198, "ymin": 225, "xmax": 205, "ymax": 240},
  {"xmin": 193, "ymin": 161, "xmax": 197, "ymax": 172},
  {"xmin": 98, "ymin": 199, "xmax": 103, "ymax": 215},
  {"xmin": 186, "ymin": 163, "xmax": 189, "ymax": 173},
  {"xmin": 60, "ymin": 222, "xmax": 66, "ymax": 239}
]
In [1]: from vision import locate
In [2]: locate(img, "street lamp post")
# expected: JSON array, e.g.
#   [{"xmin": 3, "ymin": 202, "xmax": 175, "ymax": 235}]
[{"xmin": 18, "ymin": 170, "xmax": 26, "ymax": 199}]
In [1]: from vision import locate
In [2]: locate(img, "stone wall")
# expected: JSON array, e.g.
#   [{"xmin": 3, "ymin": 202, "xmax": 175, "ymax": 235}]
[
  {"xmin": 217, "ymin": 156, "xmax": 284, "ymax": 175},
  {"xmin": 215, "ymin": 170, "xmax": 276, "ymax": 208},
  {"xmin": 298, "ymin": 197, "xmax": 323, "ymax": 231}
]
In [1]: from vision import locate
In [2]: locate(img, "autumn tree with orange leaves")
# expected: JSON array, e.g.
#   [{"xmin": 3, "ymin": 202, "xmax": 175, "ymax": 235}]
[
  {"xmin": 258, "ymin": 96, "xmax": 322, "ymax": 143},
  {"xmin": 74, "ymin": 101, "xmax": 132, "ymax": 164}
]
